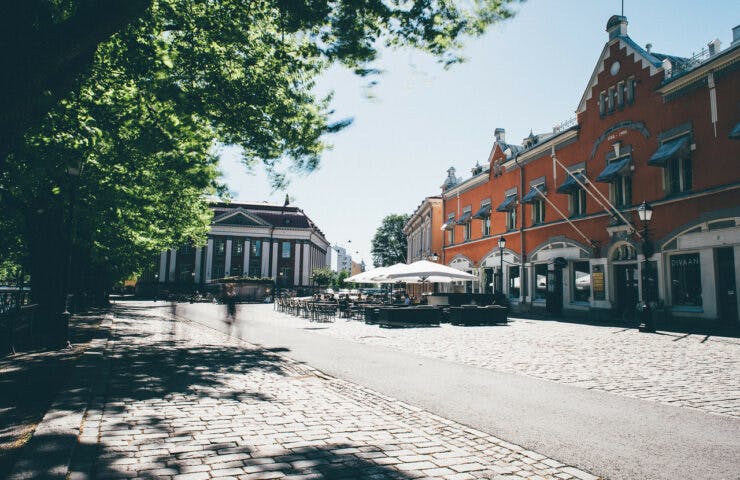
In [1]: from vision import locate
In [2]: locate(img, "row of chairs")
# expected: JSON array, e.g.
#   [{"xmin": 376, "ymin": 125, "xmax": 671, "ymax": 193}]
[{"xmin": 277, "ymin": 298, "xmax": 338, "ymax": 322}]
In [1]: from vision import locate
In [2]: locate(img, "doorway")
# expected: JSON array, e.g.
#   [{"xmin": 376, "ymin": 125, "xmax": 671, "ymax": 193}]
[
  {"xmin": 546, "ymin": 267, "xmax": 563, "ymax": 315},
  {"xmin": 614, "ymin": 263, "xmax": 638, "ymax": 319},
  {"xmin": 716, "ymin": 247, "xmax": 738, "ymax": 323}
]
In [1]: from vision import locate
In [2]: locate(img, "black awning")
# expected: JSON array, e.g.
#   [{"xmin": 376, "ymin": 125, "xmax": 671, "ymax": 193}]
[
  {"xmin": 648, "ymin": 136, "xmax": 688, "ymax": 166},
  {"xmin": 441, "ymin": 218, "xmax": 455, "ymax": 230},
  {"xmin": 521, "ymin": 185, "xmax": 546, "ymax": 204},
  {"xmin": 595, "ymin": 157, "xmax": 631, "ymax": 183},
  {"xmin": 730, "ymin": 122, "xmax": 740, "ymax": 140},
  {"xmin": 456, "ymin": 211, "xmax": 472, "ymax": 225},
  {"xmin": 556, "ymin": 172, "xmax": 586, "ymax": 194},
  {"xmin": 496, "ymin": 195, "xmax": 517, "ymax": 212},
  {"xmin": 472, "ymin": 203, "xmax": 491, "ymax": 219}
]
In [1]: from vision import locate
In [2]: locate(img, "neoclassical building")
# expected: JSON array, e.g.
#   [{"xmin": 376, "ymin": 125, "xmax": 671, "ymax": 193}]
[
  {"xmin": 156, "ymin": 200, "xmax": 329, "ymax": 290},
  {"xmin": 427, "ymin": 16, "xmax": 739, "ymax": 324}
]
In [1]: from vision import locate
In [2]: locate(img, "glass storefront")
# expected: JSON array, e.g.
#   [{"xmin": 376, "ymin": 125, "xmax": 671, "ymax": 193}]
[
  {"xmin": 572, "ymin": 261, "xmax": 590, "ymax": 302},
  {"xmin": 535, "ymin": 264, "xmax": 548, "ymax": 301},
  {"xmin": 669, "ymin": 253, "xmax": 702, "ymax": 306}
]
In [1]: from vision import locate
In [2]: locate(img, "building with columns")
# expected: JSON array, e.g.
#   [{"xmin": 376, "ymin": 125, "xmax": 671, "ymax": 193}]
[{"xmin": 156, "ymin": 200, "xmax": 329, "ymax": 290}]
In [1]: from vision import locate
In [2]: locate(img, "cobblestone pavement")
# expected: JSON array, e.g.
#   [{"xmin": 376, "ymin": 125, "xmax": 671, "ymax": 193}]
[
  {"xmin": 261, "ymin": 306, "xmax": 740, "ymax": 417},
  {"xmin": 72, "ymin": 304, "xmax": 599, "ymax": 480}
]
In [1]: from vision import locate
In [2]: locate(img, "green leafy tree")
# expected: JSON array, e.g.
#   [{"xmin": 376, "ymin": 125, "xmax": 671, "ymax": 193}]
[
  {"xmin": 1, "ymin": 0, "xmax": 521, "ymax": 347},
  {"xmin": 371, "ymin": 214, "xmax": 410, "ymax": 267},
  {"xmin": 332, "ymin": 270, "xmax": 350, "ymax": 290},
  {"xmin": 310, "ymin": 267, "xmax": 335, "ymax": 288},
  {"xmin": 1, "ymin": 0, "xmax": 520, "ymax": 165}
]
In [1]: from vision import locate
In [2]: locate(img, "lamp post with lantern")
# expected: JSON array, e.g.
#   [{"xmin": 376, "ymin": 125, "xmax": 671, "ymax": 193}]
[
  {"xmin": 497, "ymin": 236, "xmax": 506, "ymax": 295},
  {"xmin": 637, "ymin": 201, "xmax": 655, "ymax": 333}
]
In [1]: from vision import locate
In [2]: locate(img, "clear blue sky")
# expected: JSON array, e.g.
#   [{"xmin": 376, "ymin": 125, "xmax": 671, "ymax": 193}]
[{"xmin": 219, "ymin": 0, "xmax": 740, "ymax": 267}]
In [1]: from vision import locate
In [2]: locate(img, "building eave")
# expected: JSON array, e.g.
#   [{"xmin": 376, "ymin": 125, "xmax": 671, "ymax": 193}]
[
  {"xmin": 657, "ymin": 44, "xmax": 740, "ymax": 95},
  {"xmin": 503, "ymin": 127, "xmax": 580, "ymax": 170}
]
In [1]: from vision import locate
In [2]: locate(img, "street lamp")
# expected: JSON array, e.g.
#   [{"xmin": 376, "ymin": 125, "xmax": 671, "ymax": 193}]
[
  {"xmin": 637, "ymin": 201, "xmax": 655, "ymax": 333},
  {"xmin": 497, "ymin": 236, "xmax": 506, "ymax": 295}
]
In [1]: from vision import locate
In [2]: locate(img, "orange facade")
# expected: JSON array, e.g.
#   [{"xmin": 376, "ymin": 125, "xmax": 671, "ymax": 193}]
[{"xmin": 432, "ymin": 17, "xmax": 740, "ymax": 323}]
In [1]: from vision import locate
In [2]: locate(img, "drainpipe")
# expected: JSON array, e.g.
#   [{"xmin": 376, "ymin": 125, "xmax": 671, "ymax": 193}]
[{"xmin": 513, "ymin": 154, "xmax": 526, "ymax": 306}]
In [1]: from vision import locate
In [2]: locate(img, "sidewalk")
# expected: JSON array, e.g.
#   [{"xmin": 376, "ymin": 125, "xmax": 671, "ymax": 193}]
[
  {"xmin": 9, "ymin": 304, "xmax": 600, "ymax": 480},
  {"xmin": 0, "ymin": 309, "xmax": 109, "ymax": 478}
]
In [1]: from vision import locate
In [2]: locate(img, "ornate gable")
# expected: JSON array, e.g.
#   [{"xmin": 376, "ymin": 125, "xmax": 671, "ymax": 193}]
[{"xmin": 576, "ymin": 16, "xmax": 663, "ymax": 115}]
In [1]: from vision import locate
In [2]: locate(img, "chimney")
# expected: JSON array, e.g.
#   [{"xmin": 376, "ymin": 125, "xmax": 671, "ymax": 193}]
[
  {"xmin": 708, "ymin": 38, "xmax": 721, "ymax": 56},
  {"xmin": 733, "ymin": 25, "xmax": 740, "ymax": 46},
  {"xmin": 645, "ymin": 43, "xmax": 652, "ymax": 54},
  {"xmin": 284, "ymin": 194, "xmax": 290, "ymax": 206},
  {"xmin": 494, "ymin": 128, "xmax": 506, "ymax": 143},
  {"xmin": 606, "ymin": 15, "xmax": 628, "ymax": 40}
]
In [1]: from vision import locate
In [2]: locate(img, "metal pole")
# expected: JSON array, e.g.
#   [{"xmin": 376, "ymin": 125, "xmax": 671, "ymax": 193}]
[{"xmin": 499, "ymin": 248, "xmax": 504, "ymax": 295}]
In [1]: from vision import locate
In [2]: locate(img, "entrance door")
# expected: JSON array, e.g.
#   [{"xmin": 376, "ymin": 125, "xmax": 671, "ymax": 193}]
[
  {"xmin": 483, "ymin": 268, "xmax": 494, "ymax": 294},
  {"xmin": 546, "ymin": 268, "xmax": 563, "ymax": 315},
  {"xmin": 716, "ymin": 247, "xmax": 738, "ymax": 323},
  {"xmin": 614, "ymin": 264, "xmax": 638, "ymax": 318}
]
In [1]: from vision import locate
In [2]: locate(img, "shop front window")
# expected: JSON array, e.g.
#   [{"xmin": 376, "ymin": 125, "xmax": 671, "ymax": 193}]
[
  {"xmin": 508, "ymin": 266, "xmax": 520, "ymax": 298},
  {"xmin": 535, "ymin": 264, "xmax": 548, "ymax": 301},
  {"xmin": 572, "ymin": 261, "xmax": 590, "ymax": 303},
  {"xmin": 670, "ymin": 253, "xmax": 702, "ymax": 307},
  {"xmin": 248, "ymin": 240, "xmax": 262, "ymax": 277}
]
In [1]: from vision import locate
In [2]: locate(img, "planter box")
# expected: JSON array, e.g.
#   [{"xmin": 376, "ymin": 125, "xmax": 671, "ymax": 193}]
[{"xmin": 378, "ymin": 306, "xmax": 441, "ymax": 328}]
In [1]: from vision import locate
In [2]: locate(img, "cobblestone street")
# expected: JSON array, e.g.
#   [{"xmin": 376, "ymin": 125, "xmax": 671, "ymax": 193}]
[
  {"xmin": 258, "ymin": 306, "xmax": 740, "ymax": 417},
  {"xmin": 68, "ymin": 304, "xmax": 599, "ymax": 480}
]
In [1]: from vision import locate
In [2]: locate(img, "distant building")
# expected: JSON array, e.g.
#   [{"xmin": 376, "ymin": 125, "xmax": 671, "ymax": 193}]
[
  {"xmin": 403, "ymin": 196, "xmax": 444, "ymax": 298},
  {"xmin": 327, "ymin": 245, "xmax": 352, "ymax": 273},
  {"xmin": 155, "ymin": 200, "xmax": 329, "ymax": 290},
  {"xmin": 351, "ymin": 260, "xmax": 365, "ymax": 277}
]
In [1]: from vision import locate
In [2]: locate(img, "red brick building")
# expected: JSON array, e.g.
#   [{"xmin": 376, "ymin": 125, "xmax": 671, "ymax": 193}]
[{"xmin": 436, "ymin": 16, "xmax": 740, "ymax": 324}]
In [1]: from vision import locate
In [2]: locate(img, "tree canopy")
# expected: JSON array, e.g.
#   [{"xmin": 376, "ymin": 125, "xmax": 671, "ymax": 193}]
[
  {"xmin": 0, "ymin": 0, "xmax": 521, "ymax": 346},
  {"xmin": 371, "ymin": 214, "xmax": 410, "ymax": 267}
]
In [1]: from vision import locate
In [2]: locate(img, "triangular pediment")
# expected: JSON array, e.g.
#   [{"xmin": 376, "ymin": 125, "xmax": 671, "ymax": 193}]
[{"xmin": 213, "ymin": 208, "xmax": 269, "ymax": 227}]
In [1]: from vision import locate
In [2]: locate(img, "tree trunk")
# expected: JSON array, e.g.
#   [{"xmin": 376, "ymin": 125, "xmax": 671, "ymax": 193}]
[{"xmin": 26, "ymin": 206, "xmax": 70, "ymax": 349}]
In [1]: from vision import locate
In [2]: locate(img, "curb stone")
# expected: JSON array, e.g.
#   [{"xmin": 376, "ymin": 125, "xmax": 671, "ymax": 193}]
[{"xmin": 7, "ymin": 314, "xmax": 113, "ymax": 480}]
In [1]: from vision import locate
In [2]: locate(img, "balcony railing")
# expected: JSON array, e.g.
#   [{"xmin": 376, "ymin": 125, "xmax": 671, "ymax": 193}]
[
  {"xmin": 663, "ymin": 47, "xmax": 712, "ymax": 80},
  {"xmin": 553, "ymin": 116, "xmax": 577, "ymax": 134}
]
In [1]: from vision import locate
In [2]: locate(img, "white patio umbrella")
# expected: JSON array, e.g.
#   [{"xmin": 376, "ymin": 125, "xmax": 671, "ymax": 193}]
[
  {"xmin": 383, "ymin": 260, "xmax": 476, "ymax": 283},
  {"xmin": 344, "ymin": 266, "xmax": 388, "ymax": 283},
  {"xmin": 369, "ymin": 262, "xmax": 414, "ymax": 284}
]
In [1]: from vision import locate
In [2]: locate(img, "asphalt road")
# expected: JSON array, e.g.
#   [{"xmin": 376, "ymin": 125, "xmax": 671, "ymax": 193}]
[{"xmin": 168, "ymin": 302, "xmax": 740, "ymax": 480}]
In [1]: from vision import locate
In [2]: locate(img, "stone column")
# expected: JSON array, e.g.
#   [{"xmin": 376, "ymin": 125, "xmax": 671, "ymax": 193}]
[
  {"xmin": 224, "ymin": 239, "xmax": 232, "ymax": 277},
  {"xmin": 294, "ymin": 242, "xmax": 301, "ymax": 286},
  {"xmin": 168, "ymin": 248, "xmax": 177, "ymax": 282},
  {"xmin": 205, "ymin": 238, "xmax": 214, "ymax": 283},
  {"xmin": 261, "ymin": 241, "xmax": 269, "ymax": 277},
  {"xmin": 194, "ymin": 247, "xmax": 202, "ymax": 283},
  {"xmin": 271, "ymin": 241, "xmax": 279, "ymax": 280},
  {"xmin": 243, "ymin": 240, "xmax": 250, "ymax": 276},
  {"xmin": 302, "ymin": 243, "xmax": 310, "ymax": 285},
  {"xmin": 158, "ymin": 252, "xmax": 167, "ymax": 283}
]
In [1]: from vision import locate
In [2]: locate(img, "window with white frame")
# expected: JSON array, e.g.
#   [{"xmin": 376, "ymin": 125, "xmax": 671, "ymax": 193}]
[
  {"xmin": 666, "ymin": 149, "xmax": 692, "ymax": 195},
  {"xmin": 570, "ymin": 188, "xmax": 586, "ymax": 217},
  {"xmin": 532, "ymin": 198, "xmax": 545, "ymax": 224}
]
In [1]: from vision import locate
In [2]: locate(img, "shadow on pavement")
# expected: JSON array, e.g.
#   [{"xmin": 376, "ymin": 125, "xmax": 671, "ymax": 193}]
[
  {"xmin": 66, "ymin": 304, "xmax": 421, "ymax": 480},
  {"xmin": 0, "ymin": 310, "xmax": 108, "ymax": 477}
]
